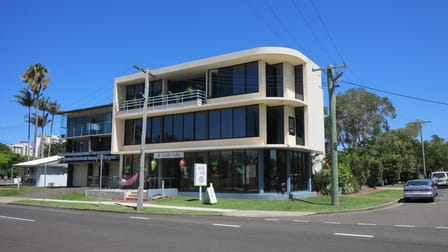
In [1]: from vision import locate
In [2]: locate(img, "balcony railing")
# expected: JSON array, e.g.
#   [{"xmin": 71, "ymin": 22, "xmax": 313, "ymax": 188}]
[{"xmin": 118, "ymin": 89, "xmax": 206, "ymax": 112}]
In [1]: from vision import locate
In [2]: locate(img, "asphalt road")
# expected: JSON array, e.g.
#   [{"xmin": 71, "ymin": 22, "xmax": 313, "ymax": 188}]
[{"xmin": 1, "ymin": 189, "xmax": 447, "ymax": 252}]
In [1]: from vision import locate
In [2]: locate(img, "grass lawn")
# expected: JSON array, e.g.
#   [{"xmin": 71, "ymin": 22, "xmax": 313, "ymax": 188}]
[
  {"xmin": 4, "ymin": 186, "xmax": 403, "ymax": 214},
  {"xmin": 0, "ymin": 185, "xmax": 41, "ymax": 196},
  {"xmin": 150, "ymin": 189, "xmax": 403, "ymax": 213}
]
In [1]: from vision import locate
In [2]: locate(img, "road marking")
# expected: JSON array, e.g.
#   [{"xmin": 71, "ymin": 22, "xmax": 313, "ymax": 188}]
[
  {"xmin": 334, "ymin": 233, "xmax": 374, "ymax": 238},
  {"xmin": 0, "ymin": 215, "xmax": 35, "ymax": 222},
  {"xmin": 293, "ymin": 220, "xmax": 309, "ymax": 223},
  {"xmin": 435, "ymin": 226, "xmax": 448, "ymax": 229},
  {"xmin": 324, "ymin": 221, "xmax": 341, "ymax": 225},
  {"xmin": 129, "ymin": 216, "xmax": 150, "ymax": 220},
  {"xmin": 264, "ymin": 218, "xmax": 279, "ymax": 221},
  {"xmin": 213, "ymin": 223, "xmax": 241, "ymax": 228},
  {"xmin": 357, "ymin": 223, "xmax": 377, "ymax": 226},
  {"xmin": 394, "ymin": 224, "xmax": 415, "ymax": 228}
]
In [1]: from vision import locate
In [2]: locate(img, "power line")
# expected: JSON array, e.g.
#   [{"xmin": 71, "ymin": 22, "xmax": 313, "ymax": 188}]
[
  {"xmin": 290, "ymin": 0, "xmax": 337, "ymax": 64},
  {"xmin": 263, "ymin": 0, "xmax": 307, "ymax": 53},
  {"xmin": 309, "ymin": 0, "xmax": 345, "ymax": 63},
  {"xmin": 341, "ymin": 80, "xmax": 448, "ymax": 106}
]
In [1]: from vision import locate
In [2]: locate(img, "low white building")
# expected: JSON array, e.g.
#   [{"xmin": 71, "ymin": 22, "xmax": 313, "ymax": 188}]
[{"xmin": 13, "ymin": 156, "xmax": 68, "ymax": 187}]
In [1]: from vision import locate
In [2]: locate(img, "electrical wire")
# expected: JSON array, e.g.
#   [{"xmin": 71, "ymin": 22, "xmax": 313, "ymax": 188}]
[{"xmin": 341, "ymin": 80, "xmax": 448, "ymax": 106}]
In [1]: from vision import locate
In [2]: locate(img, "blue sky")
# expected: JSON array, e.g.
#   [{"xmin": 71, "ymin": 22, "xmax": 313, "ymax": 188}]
[{"xmin": 1, "ymin": 0, "xmax": 447, "ymax": 145}]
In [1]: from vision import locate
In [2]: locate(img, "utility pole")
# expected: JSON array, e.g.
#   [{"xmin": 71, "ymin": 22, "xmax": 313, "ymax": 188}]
[
  {"xmin": 313, "ymin": 64, "xmax": 345, "ymax": 206},
  {"xmin": 133, "ymin": 65, "xmax": 156, "ymax": 212}
]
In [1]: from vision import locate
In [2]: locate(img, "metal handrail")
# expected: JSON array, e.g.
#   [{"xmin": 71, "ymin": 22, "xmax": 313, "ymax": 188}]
[{"xmin": 119, "ymin": 89, "xmax": 205, "ymax": 112}]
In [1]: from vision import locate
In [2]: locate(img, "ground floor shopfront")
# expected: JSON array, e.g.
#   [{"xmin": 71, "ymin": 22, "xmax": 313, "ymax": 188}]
[{"xmin": 121, "ymin": 148, "xmax": 315, "ymax": 199}]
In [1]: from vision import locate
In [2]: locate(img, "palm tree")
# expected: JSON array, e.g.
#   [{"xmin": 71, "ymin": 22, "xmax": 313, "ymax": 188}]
[
  {"xmin": 47, "ymin": 100, "xmax": 61, "ymax": 157},
  {"xmin": 14, "ymin": 88, "xmax": 35, "ymax": 160},
  {"xmin": 21, "ymin": 63, "xmax": 51, "ymax": 159}
]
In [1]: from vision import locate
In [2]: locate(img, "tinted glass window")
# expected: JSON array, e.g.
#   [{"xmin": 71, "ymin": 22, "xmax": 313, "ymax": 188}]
[
  {"xmin": 233, "ymin": 107, "xmax": 246, "ymax": 137},
  {"xmin": 221, "ymin": 109, "xmax": 233, "ymax": 138},
  {"xmin": 151, "ymin": 117, "xmax": 161, "ymax": 143},
  {"xmin": 183, "ymin": 113, "xmax": 194, "ymax": 141},
  {"xmin": 246, "ymin": 105, "xmax": 259, "ymax": 137},
  {"xmin": 195, "ymin": 111, "xmax": 206, "ymax": 140},
  {"xmin": 209, "ymin": 110, "xmax": 220, "ymax": 139},
  {"xmin": 173, "ymin": 114, "xmax": 183, "ymax": 141}
]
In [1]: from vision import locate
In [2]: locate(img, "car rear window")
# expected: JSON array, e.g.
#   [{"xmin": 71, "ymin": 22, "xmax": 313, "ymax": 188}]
[
  {"xmin": 433, "ymin": 173, "xmax": 447, "ymax": 178},
  {"xmin": 406, "ymin": 181, "xmax": 430, "ymax": 186}
]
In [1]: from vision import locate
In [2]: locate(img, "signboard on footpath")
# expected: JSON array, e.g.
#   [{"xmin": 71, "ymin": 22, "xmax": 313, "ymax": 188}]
[
  {"xmin": 194, "ymin": 163, "xmax": 207, "ymax": 186},
  {"xmin": 204, "ymin": 183, "xmax": 217, "ymax": 204}
]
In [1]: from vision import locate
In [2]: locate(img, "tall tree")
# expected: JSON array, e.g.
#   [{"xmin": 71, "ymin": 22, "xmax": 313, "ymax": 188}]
[
  {"xmin": 47, "ymin": 100, "xmax": 61, "ymax": 156},
  {"xmin": 14, "ymin": 88, "xmax": 35, "ymax": 160},
  {"xmin": 21, "ymin": 63, "xmax": 51, "ymax": 159},
  {"xmin": 335, "ymin": 88, "xmax": 396, "ymax": 149}
]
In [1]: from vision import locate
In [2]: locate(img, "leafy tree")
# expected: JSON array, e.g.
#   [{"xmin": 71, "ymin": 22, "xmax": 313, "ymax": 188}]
[
  {"xmin": 0, "ymin": 143, "xmax": 26, "ymax": 177},
  {"xmin": 14, "ymin": 88, "xmax": 35, "ymax": 160},
  {"xmin": 43, "ymin": 142, "xmax": 66, "ymax": 157},
  {"xmin": 21, "ymin": 63, "xmax": 51, "ymax": 159},
  {"xmin": 334, "ymin": 88, "xmax": 396, "ymax": 149}
]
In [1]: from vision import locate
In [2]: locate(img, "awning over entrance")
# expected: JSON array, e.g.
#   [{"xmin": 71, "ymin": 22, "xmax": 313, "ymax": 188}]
[{"xmin": 13, "ymin": 155, "xmax": 67, "ymax": 168}]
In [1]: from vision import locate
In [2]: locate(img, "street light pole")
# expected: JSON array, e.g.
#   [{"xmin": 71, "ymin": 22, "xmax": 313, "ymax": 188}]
[
  {"xmin": 417, "ymin": 120, "xmax": 431, "ymax": 178},
  {"xmin": 133, "ymin": 65, "xmax": 155, "ymax": 213}
]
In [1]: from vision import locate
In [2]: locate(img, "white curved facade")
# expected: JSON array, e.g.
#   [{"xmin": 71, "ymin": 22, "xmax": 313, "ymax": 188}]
[{"xmin": 112, "ymin": 47, "xmax": 324, "ymax": 198}]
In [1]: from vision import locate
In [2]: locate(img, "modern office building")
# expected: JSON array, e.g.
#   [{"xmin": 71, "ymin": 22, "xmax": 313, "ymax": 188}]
[
  {"xmin": 112, "ymin": 47, "xmax": 325, "ymax": 198},
  {"xmin": 59, "ymin": 104, "xmax": 120, "ymax": 188}
]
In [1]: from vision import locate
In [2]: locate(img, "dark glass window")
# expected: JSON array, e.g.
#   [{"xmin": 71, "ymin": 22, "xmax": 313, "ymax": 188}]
[
  {"xmin": 183, "ymin": 113, "xmax": 194, "ymax": 141},
  {"xmin": 221, "ymin": 109, "xmax": 233, "ymax": 138},
  {"xmin": 151, "ymin": 117, "xmax": 161, "ymax": 143},
  {"xmin": 233, "ymin": 107, "xmax": 246, "ymax": 138},
  {"xmin": 173, "ymin": 114, "xmax": 183, "ymax": 141},
  {"xmin": 246, "ymin": 62, "xmax": 259, "ymax": 93},
  {"xmin": 209, "ymin": 61, "xmax": 259, "ymax": 98},
  {"xmin": 124, "ymin": 120, "xmax": 134, "ymax": 145},
  {"xmin": 134, "ymin": 119, "xmax": 142, "ymax": 145},
  {"xmin": 233, "ymin": 64, "xmax": 245, "ymax": 95},
  {"xmin": 209, "ymin": 110, "xmax": 220, "ymax": 139},
  {"xmin": 294, "ymin": 65, "xmax": 304, "ymax": 100},
  {"xmin": 195, "ymin": 111, "xmax": 206, "ymax": 140},
  {"xmin": 266, "ymin": 63, "xmax": 283, "ymax": 97},
  {"xmin": 267, "ymin": 106, "xmax": 284, "ymax": 144},
  {"xmin": 264, "ymin": 149, "xmax": 287, "ymax": 193},
  {"xmin": 290, "ymin": 151, "xmax": 310, "ymax": 191},
  {"xmin": 288, "ymin": 116, "xmax": 295, "ymax": 136},
  {"xmin": 163, "ymin": 116, "xmax": 173, "ymax": 142},
  {"xmin": 295, "ymin": 107, "xmax": 305, "ymax": 145},
  {"xmin": 246, "ymin": 105, "xmax": 259, "ymax": 137}
]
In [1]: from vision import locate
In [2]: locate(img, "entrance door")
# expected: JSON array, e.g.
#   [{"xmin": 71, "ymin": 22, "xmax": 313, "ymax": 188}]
[{"xmin": 161, "ymin": 159, "xmax": 180, "ymax": 189}]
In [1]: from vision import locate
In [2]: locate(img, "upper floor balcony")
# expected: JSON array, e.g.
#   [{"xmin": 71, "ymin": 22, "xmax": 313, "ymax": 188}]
[{"xmin": 117, "ymin": 89, "xmax": 206, "ymax": 114}]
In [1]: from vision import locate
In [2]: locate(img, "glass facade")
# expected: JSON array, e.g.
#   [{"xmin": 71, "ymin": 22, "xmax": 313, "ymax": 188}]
[
  {"xmin": 122, "ymin": 149, "xmax": 310, "ymax": 194},
  {"xmin": 267, "ymin": 106, "xmax": 284, "ymax": 144},
  {"xmin": 295, "ymin": 65, "xmax": 304, "ymax": 100},
  {"xmin": 67, "ymin": 112, "xmax": 112, "ymax": 137},
  {"xmin": 266, "ymin": 63, "xmax": 283, "ymax": 97},
  {"xmin": 124, "ymin": 105, "xmax": 259, "ymax": 145},
  {"xmin": 209, "ymin": 61, "xmax": 259, "ymax": 98}
]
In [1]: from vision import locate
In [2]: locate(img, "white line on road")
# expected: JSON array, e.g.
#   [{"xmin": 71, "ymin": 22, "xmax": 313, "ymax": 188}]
[
  {"xmin": 357, "ymin": 223, "xmax": 377, "ymax": 226},
  {"xmin": 264, "ymin": 218, "xmax": 279, "ymax": 221},
  {"xmin": 213, "ymin": 223, "xmax": 241, "ymax": 228},
  {"xmin": 129, "ymin": 216, "xmax": 150, "ymax": 220},
  {"xmin": 293, "ymin": 220, "xmax": 309, "ymax": 223},
  {"xmin": 394, "ymin": 224, "xmax": 415, "ymax": 228},
  {"xmin": 324, "ymin": 221, "xmax": 341, "ymax": 225},
  {"xmin": 435, "ymin": 226, "xmax": 448, "ymax": 229},
  {"xmin": 0, "ymin": 215, "xmax": 35, "ymax": 222},
  {"xmin": 334, "ymin": 233, "xmax": 374, "ymax": 238}
]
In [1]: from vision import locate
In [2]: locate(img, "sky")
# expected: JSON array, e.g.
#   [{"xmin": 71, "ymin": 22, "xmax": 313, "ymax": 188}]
[{"xmin": 1, "ymin": 0, "xmax": 447, "ymax": 145}]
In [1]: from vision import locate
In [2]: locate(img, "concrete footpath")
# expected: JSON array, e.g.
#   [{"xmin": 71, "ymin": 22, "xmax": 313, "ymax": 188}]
[{"xmin": 0, "ymin": 197, "xmax": 316, "ymax": 217}]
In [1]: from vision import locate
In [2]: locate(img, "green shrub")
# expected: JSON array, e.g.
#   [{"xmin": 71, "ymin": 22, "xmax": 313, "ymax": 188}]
[{"xmin": 312, "ymin": 168, "xmax": 331, "ymax": 195}]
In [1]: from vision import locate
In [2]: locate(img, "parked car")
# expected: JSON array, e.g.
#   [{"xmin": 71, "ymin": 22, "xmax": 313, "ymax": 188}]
[
  {"xmin": 430, "ymin": 171, "xmax": 448, "ymax": 187},
  {"xmin": 403, "ymin": 179, "xmax": 437, "ymax": 202}
]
